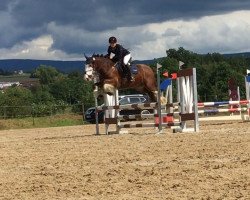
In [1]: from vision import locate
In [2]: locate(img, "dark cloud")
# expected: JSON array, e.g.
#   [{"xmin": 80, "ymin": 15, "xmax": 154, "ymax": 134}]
[
  {"xmin": 0, "ymin": 0, "xmax": 11, "ymax": 11},
  {"xmin": 7, "ymin": 0, "xmax": 250, "ymax": 30},
  {"xmin": 1, "ymin": 0, "xmax": 250, "ymax": 56}
]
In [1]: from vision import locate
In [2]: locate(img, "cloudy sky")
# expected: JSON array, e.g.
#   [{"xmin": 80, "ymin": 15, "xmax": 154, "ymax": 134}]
[{"xmin": 1, "ymin": 0, "xmax": 250, "ymax": 60}]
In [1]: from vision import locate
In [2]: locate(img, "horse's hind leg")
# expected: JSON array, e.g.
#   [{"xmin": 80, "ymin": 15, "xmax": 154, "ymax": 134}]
[
  {"xmin": 142, "ymin": 87, "xmax": 157, "ymax": 102},
  {"xmin": 148, "ymin": 90, "xmax": 158, "ymax": 102},
  {"xmin": 143, "ymin": 81, "xmax": 158, "ymax": 102}
]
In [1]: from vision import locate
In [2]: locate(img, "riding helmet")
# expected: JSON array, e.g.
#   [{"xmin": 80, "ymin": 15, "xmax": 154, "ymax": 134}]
[{"xmin": 109, "ymin": 36, "xmax": 117, "ymax": 43}]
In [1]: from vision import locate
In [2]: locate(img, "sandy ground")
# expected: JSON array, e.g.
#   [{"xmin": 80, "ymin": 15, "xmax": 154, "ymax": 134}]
[{"xmin": 0, "ymin": 120, "xmax": 249, "ymax": 200}]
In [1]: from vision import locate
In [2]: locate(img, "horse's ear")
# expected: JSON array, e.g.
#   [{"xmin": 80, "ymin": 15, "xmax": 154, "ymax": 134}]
[{"xmin": 84, "ymin": 53, "xmax": 89, "ymax": 59}]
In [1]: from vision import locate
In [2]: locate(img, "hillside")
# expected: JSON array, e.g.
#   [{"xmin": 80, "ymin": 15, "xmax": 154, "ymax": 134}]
[
  {"xmin": 223, "ymin": 52, "xmax": 250, "ymax": 58},
  {"xmin": 0, "ymin": 58, "xmax": 156, "ymax": 74},
  {"xmin": 0, "ymin": 59, "xmax": 84, "ymax": 73},
  {"xmin": 0, "ymin": 52, "xmax": 249, "ymax": 73}
]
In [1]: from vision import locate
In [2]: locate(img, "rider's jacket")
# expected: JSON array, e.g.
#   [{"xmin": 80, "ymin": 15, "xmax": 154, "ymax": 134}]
[{"xmin": 107, "ymin": 44, "xmax": 130, "ymax": 63}]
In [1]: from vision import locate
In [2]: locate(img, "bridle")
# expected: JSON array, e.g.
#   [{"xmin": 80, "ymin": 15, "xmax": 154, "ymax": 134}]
[
  {"xmin": 84, "ymin": 55, "xmax": 118, "ymax": 83},
  {"xmin": 84, "ymin": 57, "xmax": 101, "ymax": 83}
]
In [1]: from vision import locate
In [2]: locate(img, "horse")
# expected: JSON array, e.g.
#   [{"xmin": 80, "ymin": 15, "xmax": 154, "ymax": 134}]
[{"xmin": 84, "ymin": 54, "xmax": 158, "ymax": 102}]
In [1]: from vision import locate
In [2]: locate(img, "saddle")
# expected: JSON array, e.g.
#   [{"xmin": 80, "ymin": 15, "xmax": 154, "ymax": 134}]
[{"xmin": 115, "ymin": 58, "xmax": 138, "ymax": 80}]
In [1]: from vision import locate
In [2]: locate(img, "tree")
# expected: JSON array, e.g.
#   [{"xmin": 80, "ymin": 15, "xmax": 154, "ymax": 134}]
[
  {"xmin": 32, "ymin": 65, "xmax": 63, "ymax": 85},
  {"xmin": 208, "ymin": 62, "xmax": 234, "ymax": 100},
  {"xmin": 166, "ymin": 47, "xmax": 200, "ymax": 66},
  {"xmin": 1, "ymin": 86, "xmax": 33, "ymax": 117},
  {"xmin": 49, "ymin": 72, "xmax": 94, "ymax": 108},
  {"xmin": 30, "ymin": 85, "xmax": 55, "ymax": 105}
]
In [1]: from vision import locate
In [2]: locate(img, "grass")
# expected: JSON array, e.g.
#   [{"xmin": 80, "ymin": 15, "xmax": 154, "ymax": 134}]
[
  {"xmin": 0, "ymin": 74, "xmax": 38, "ymax": 82},
  {"xmin": 0, "ymin": 114, "xmax": 87, "ymax": 130}
]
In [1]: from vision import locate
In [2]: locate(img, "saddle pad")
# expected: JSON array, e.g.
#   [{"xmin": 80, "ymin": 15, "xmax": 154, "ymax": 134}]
[{"xmin": 130, "ymin": 64, "xmax": 138, "ymax": 75}]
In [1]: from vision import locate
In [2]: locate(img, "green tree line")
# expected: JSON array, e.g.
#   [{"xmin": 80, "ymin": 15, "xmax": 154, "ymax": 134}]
[
  {"xmin": 156, "ymin": 47, "xmax": 250, "ymax": 101},
  {"xmin": 1, "ymin": 47, "xmax": 250, "ymax": 118},
  {"xmin": 0, "ymin": 65, "xmax": 94, "ymax": 118}
]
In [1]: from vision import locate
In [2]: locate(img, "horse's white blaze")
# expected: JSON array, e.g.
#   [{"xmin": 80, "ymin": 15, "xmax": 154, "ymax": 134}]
[{"xmin": 84, "ymin": 64, "xmax": 94, "ymax": 81}]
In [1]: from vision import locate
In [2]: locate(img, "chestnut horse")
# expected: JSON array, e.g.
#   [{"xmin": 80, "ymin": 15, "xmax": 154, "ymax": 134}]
[{"xmin": 84, "ymin": 54, "xmax": 158, "ymax": 102}]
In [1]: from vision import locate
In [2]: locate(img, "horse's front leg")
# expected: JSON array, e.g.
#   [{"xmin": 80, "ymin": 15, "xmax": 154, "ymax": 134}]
[
  {"xmin": 93, "ymin": 86, "xmax": 104, "ymax": 99},
  {"xmin": 103, "ymin": 79, "xmax": 117, "ymax": 96},
  {"xmin": 103, "ymin": 83, "xmax": 116, "ymax": 96}
]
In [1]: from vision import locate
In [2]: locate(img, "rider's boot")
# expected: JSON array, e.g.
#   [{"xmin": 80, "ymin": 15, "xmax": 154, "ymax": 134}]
[
  {"xmin": 125, "ymin": 64, "xmax": 134, "ymax": 82},
  {"xmin": 118, "ymin": 62, "xmax": 127, "ymax": 79}
]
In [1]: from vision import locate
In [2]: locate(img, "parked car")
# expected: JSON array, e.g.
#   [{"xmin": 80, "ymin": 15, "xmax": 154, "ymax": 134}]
[
  {"xmin": 118, "ymin": 94, "xmax": 153, "ymax": 116},
  {"xmin": 84, "ymin": 106, "xmax": 105, "ymax": 123},
  {"xmin": 84, "ymin": 94, "xmax": 153, "ymax": 123}
]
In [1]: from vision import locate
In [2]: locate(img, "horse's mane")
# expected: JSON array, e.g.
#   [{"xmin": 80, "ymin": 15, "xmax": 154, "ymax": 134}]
[
  {"xmin": 92, "ymin": 54, "xmax": 105, "ymax": 58},
  {"xmin": 92, "ymin": 53, "xmax": 114, "ymax": 65}
]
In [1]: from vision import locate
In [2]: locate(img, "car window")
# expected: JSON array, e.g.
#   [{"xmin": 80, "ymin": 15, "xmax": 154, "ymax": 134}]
[
  {"xmin": 85, "ymin": 108, "xmax": 95, "ymax": 114},
  {"xmin": 119, "ymin": 97, "xmax": 129, "ymax": 105},
  {"xmin": 129, "ymin": 97, "xmax": 141, "ymax": 104},
  {"xmin": 139, "ymin": 97, "xmax": 146, "ymax": 103}
]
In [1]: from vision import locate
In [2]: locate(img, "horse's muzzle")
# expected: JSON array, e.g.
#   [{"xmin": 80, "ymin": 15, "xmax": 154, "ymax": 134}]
[{"xmin": 84, "ymin": 74, "xmax": 93, "ymax": 81}]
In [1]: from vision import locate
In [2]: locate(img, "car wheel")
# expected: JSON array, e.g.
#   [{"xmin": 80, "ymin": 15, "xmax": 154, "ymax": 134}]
[{"xmin": 141, "ymin": 109, "xmax": 151, "ymax": 120}]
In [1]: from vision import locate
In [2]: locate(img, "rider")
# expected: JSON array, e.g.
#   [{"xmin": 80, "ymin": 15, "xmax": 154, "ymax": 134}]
[{"xmin": 106, "ymin": 36, "xmax": 133, "ymax": 81}]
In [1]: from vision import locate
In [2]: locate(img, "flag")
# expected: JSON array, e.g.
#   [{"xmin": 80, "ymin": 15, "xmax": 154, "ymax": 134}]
[
  {"xmin": 163, "ymin": 71, "xmax": 168, "ymax": 77},
  {"xmin": 171, "ymin": 73, "xmax": 177, "ymax": 79},
  {"xmin": 179, "ymin": 61, "xmax": 184, "ymax": 69},
  {"xmin": 157, "ymin": 63, "xmax": 162, "ymax": 69}
]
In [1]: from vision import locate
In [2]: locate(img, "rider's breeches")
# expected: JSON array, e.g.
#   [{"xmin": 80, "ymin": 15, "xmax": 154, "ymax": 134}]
[{"xmin": 123, "ymin": 54, "xmax": 131, "ymax": 65}]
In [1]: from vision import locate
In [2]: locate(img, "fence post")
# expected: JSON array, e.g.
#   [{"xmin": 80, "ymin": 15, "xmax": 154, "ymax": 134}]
[
  {"xmin": 156, "ymin": 63, "xmax": 162, "ymax": 133},
  {"xmin": 82, "ymin": 103, "xmax": 85, "ymax": 124},
  {"xmin": 3, "ymin": 106, "xmax": 6, "ymax": 119},
  {"xmin": 31, "ymin": 105, "xmax": 35, "ymax": 126}
]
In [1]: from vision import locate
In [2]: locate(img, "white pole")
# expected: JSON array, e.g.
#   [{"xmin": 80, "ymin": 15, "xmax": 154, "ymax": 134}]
[
  {"xmin": 156, "ymin": 63, "xmax": 162, "ymax": 133},
  {"xmin": 94, "ymin": 86, "xmax": 99, "ymax": 135},
  {"xmin": 192, "ymin": 68, "xmax": 199, "ymax": 132}
]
